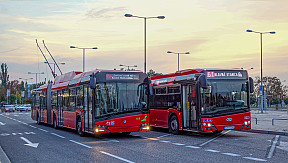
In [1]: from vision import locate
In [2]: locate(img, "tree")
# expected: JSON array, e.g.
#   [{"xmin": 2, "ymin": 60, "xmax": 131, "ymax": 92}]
[
  {"xmin": 0, "ymin": 63, "xmax": 9, "ymax": 88},
  {"xmin": 147, "ymin": 69, "xmax": 163, "ymax": 77},
  {"xmin": 254, "ymin": 76, "xmax": 287, "ymax": 106},
  {"xmin": 8, "ymin": 94, "xmax": 16, "ymax": 104}
]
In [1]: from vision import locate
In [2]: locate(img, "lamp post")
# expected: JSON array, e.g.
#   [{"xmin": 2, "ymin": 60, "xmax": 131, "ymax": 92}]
[
  {"xmin": 28, "ymin": 72, "xmax": 44, "ymax": 89},
  {"xmin": 125, "ymin": 14, "xmax": 165, "ymax": 73},
  {"xmin": 44, "ymin": 62, "xmax": 65, "ymax": 76},
  {"xmin": 246, "ymin": 29, "xmax": 276, "ymax": 113},
  {"xmin": 167, "ymin": 51, "xmax": 190, "ymax": 72},
  {"xmin": 119, "ymin": 64, "xmax": 137, "ymax": 71},
  {"xmin": 70, "ymin": 46, "xmax": 98, "ymax": 72}
]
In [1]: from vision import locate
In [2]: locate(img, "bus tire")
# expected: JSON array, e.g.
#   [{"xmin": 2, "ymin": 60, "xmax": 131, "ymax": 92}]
[
  {"xmin": 77, "ymin": 116, "xmax": 84, "ymax": 137},
  {"xmin": 169, "ymin": 114, "xmax": 179, "ymax": 135},
  {"xmin": 53, "ymin": 114, "xmax": 57, "ymax": 129}
]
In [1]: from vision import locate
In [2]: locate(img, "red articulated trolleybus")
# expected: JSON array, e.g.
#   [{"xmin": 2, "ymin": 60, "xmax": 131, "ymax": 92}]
[
  {"xmin": 31, "ymin": 69, "xmax": 150, "ymax": 136},
  {"xmin": 149, "ymin": 68, "xmax": 254, "ymax": 134}
]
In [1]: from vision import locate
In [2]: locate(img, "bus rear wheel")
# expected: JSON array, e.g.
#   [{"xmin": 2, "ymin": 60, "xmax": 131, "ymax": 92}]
[
  {"xmin": 77, "ymin": 117, "xmax": 84, "ymax": 137},
  {"xmin": 169, "ymin": 115, "xmax": 179, "ymax": 135}
]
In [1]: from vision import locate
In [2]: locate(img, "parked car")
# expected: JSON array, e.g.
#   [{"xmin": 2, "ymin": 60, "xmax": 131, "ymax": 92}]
[
  {"xmin": 4, "ymin": 105, "xmax": 15, "ymax": 112},
  {"xmin": 18, "ymin": 104, "xmax": 31, "ymax": 112}
]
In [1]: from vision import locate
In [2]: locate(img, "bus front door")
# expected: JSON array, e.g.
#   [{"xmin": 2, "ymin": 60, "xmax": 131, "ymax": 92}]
[{"xmin": 84, "ymin": 86, "xmax": 93, "ymax": 132}]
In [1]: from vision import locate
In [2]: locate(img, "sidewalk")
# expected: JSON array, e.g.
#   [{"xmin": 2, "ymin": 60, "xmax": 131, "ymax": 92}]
[{"xmin": 248, "ymin": 107, "xmax": 288, "ymax": 136}]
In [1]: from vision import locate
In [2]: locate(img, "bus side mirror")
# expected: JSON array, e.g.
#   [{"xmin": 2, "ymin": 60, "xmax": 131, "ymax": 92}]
[
  {"xmin": 249, "ymin": 77, "xmax": 254, "ymax": 93},
  {"xmin": 199, "ymin": 74, "xmax": 207, "ymax": 89},
  {"xmin": 149, "ymin": 84, "xmax": 154, "ymax": 95},
  {"xmin": 90, "ymin": 75, "xmax": 96, "ymax": 89}
]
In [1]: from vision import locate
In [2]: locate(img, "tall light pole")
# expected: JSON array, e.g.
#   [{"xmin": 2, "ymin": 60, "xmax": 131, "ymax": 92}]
[
  {"xmin": 70, "ymin": 46, "xmax": 98, "ymax": 72},
  {"xmin": 246, "ymin": 29, "xmax": 276, "ymax": 113},
  {"xmin": 125, "ymin": 14, "xmax": 165, "ymax": 73},
  {"xmin": 44, "ymin": 62, "xmax": 65, "ymax": 76},
  {"xmin": 28, "ymin": 72, "xmax": 44, "ymax": 89},
  {"xmin": 119, "ymin": 64, "xmax": 137, "ymax": 71},
  {"xmin": 167, "ymin": 51, "xmax": 190, "ymax": 72}
]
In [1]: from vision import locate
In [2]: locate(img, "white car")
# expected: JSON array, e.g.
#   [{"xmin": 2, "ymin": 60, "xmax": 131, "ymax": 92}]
[{"xmin": 18, "ymin": 104, "xmax": 31, "ymax": 112}]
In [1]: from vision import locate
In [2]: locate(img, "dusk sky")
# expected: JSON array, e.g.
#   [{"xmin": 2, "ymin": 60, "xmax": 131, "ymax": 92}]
[{"xmin": 0, "ymin": 0, "xmax": 287, "ymax": 85}]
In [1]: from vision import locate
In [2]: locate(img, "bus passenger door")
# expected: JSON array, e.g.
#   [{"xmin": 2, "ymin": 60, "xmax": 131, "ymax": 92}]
[
  {"xmin": 84, "ymin": 86, "xmax": 93, "ymax": 132},
  {"xmin": 182, "ymin": 84, "xmax": 197, "ymax": 129},
  {"xmin": 84, "ymin": 87, "xmax": 89, "ymax": 131}
]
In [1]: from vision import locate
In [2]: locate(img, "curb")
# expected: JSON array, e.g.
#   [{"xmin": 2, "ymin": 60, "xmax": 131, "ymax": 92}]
[
  {"xmin": 0, "ymin": 145, "xmax": 11, "ymax": 163},
  {"xmin": 240, "ymin": 129, "xmax": 288, "ymax": 136}
]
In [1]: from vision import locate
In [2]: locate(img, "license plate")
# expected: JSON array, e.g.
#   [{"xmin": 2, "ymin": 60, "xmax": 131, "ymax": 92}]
[{"xmin": 224, "ymin": 126, "xmax": 235, "ymax": 130}]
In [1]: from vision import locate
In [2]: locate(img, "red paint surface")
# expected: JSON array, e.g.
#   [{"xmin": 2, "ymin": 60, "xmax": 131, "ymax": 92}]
[
  {"xmin": 63, "ymin": 111, "xmax": 77, "ymax": 129},
  {"xmin": 44, "ymin": 109, "xmax": 47, "ymax": 123},
  {"xmin": 201, "ymin": 112, "xmax": 251, "ymax": 132},
  {"xmin": 95, "ymin": 113, "xmax": 149, "ymax": 133},
  {"xmin": 150, "ymin": 109, "xmax": 169, "ymax": 128}
]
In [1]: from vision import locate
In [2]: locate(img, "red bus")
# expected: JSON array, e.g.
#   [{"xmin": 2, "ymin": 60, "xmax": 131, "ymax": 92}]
[
  {"xmin": 31, "ymin": 69, "xmax": 149, "ymax": 136},
  {"xmin": 149, "ymin": 68, "xmax": 254, "ymax": 134}
]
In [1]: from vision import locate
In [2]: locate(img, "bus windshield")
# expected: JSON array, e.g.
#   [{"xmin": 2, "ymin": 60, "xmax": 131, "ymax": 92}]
[
  {"xmin": 94, "ymin": 82, "xmax": 148, "ymax": 117},
  {"xmin": 201, "ymin": 80, "xmax": 248, "ymax": 115}
]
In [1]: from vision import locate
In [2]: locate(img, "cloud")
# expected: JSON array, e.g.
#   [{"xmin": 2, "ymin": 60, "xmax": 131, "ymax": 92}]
[{"xmin": 86, "ymin": 7, "xmax": 126, "ymax": 19}]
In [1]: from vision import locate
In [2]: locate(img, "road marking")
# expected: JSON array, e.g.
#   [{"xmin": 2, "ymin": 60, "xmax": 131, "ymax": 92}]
[
  {"xmin": 51, "ymin": 133, "xmax": 65, "ymax": 138},
  {"xmin": 149, "ymin": 138, "xmax": 159, "ymax": 141},
  {"xmin": 100, "ymin": 151, "xmax": 135, "ymax": 163},
  {"xmin": 29, "ymin": 125, "xmax": 37, "ymax": 128},
  {"xmin": 38, "ymin": 128, "xmax": 48, "ymax": 132},
  {"xmin": 277, "ymin": 141, "xmax": 288, "ymax": 152},
  {"xmin": 267, "ymin": 135, "xmax": 280, "ymax": 159},
  {"xmin": 108, "ymin": 139, "xmax": 120, "ymax": 142},
  {"xmin": 199, "ymin": 130, "xmax": 230, "ymax": 147},
  {"xmin": 69, "ymin": 140, "xmax": 92, "ymax": 148},
  {"xmin": 0, "ymin": 133, "xmax": 10, "ymax": 136},
  {"xmin": 186, "ymin": 145, "xmax": 201, "ymax": 149},
  {"xmin": 0, "ymin": 122, "xmax": 6, "ymax": 125},
  {"xmin": 24, "ymin": 132, "xmax": 36, "ymax": 135},
  {"xmin": 172, "ymin": 143, "xmax": 185, "ymax": 146},
  {"xmin": 14, "ymin": 115, "xmax": 19, "ymax": 116},
  {"xmin": 243, "ymin": 157, "xmax": 267, "ymax": 162},
  {"xmin": 20, "ymin": 137, "xmax": 39, "ymax": 148},
  {"xmin": 205, "ymin": 149, "xmax": 220, "ymax": 153},
  {"xmin": 159, "ymin": 140, "xmax": 170, "ymax": 143},
  {"xmin": 222, "ymin": 153, "xmax": 241, "ymax": 157},
  {"xmin": 157, "ymin": 134, "xmax": 172, "ymax": 138}
]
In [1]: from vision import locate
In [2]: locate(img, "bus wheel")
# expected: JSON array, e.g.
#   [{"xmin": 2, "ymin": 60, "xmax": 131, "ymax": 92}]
[
  {"xmin": 53, "ymin": 115, "xmax": 57, "ymax": 129},
  {"xmin": 169, "ymin": 115, "xmax": 179, "ymax": 135},
  {"xmin": 77, "ymin": 117, "xmax": 84, "ymax": 137}
]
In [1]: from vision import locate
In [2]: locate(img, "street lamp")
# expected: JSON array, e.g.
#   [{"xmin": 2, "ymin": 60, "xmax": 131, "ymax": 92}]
[
  {"xmin": 70, "ymin": 46, "xmax": 98, "ymax": 72},
  {"xmin": 167, "ymin": 51, "xmax": 190, "ymax": 72},
  {"xmin": 125, "ymin": 14, "xmax": 165, "ymax": 73},
  {"xmin": 28, "ymin": 72, "xmax": 44, "ymax": 89},
  {"xmin": 119, "ymin": 64, "xmax": 137, "ymax": 71},
  {"xmin": 44, "ymin": 62, "xmax": 65, "ymax": 76},
  {"xmin": 246, "ymin": 29, "xmax": 276, "ymax": 113}
]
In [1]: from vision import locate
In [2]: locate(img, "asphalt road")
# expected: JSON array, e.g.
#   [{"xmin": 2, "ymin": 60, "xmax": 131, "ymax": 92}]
[{"xmin": 0, "ymin": 112, "xmax": 287, "ymax": 163}]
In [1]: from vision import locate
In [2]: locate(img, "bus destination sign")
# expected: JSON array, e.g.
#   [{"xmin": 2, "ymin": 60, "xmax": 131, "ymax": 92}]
[
  {"xmin": 207, "ymin": 71, "xmax": 246, "ymax": 79},
  {"xmin": 106, "ymin": 73, "xmax": 139, "ymax": 80}
]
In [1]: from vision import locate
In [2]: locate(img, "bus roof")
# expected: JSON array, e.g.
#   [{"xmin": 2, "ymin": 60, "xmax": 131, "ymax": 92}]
[
  {"xmin": 149, "ymin": 68, "xmax": 246, "ymax": 80},
  {"xmin": 51, "ymin": 69, "xmax": 145, "ymax": 91}
]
